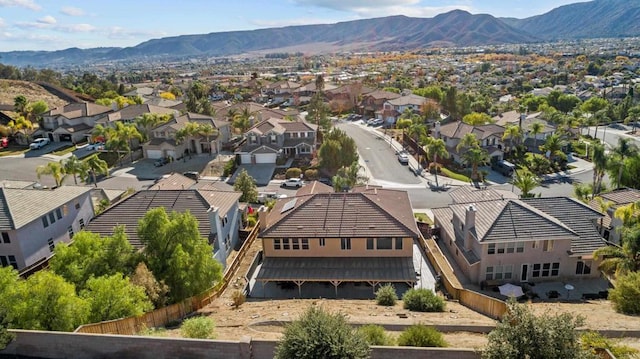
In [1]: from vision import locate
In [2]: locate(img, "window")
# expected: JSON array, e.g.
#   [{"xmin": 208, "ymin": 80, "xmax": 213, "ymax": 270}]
[
  {"xmin": 75, "ymin": 201, "xmax": 80, "ymax": 210},
  {"xmin": 497, "ymin": 243, "xmax": 505, "ymax": 254},
  {"xmin": 42, "ymin": 216, "xmax": 49, "ymax": 228},
  {"xmin": 542, "ymin": 263, "xmax": 551, "ymax": 277},
  {"xmin": 301, "ymin": 239, "xmax": 309, "ymax": 250},
  {"xmin": 532, "ymin": 262, "xmax": 560, "ymax": 278},
  {"xmin": 532, "ymin": 241, "xmax": 539, "ymax": 249},
  {"xmin": 366, "ymin": 238, "xmax": 374, "ymax": 250},
  {"xmin": 274, "ymin": 239, "xmax": 281, "ymax": 250},
  {"xmin": 48, "ymin": 212, "xmax": 56, "ymax": 224},
  {"xmin": 543, "ymin": 240, "xmax": 553, "ymax": 252},
  {"xmin": 7, "ymin": 256, "xmax": 17, "ymax": 270},
  {"xmin": 395, "ymin": 238, "xmax": 403, "ymax": 250},
  {"xmin": 68, "ymin": 226, "xmax": 74, "ymax": 239},
  {"xmin": 1, "ymin": 232, "xmax": 9, "ymax": 244},
  {"xmin": 504, "ymin": 265, "xmax": 513, "ymax": 280},
  {"xmin": 576, "ymin": 261, "xmax": 591, "ymax": 275},
  {"xmin": 494, "ymin": 265, "xmax": 503, "ymax": 280},
  {"xmin": 0, "ymin": 256, "xmax": 7, "ymax": 267},
  {"xmin": 283, "ymin": 238, "xmax": 290, "ymax": 250},
  {"xmin": 377, "ymin": 237, "xmax": 392, "ymax": 250},
  {"xmin": 485, "ymin": 266, "xmax": 494, "ymax": 280},
  {"xmin": 506, "ymin": 242, "xmax": 515, "ymax": 254},
  {"xmin": 56, "ymin": 208, "xmax": 62, "ymax": 220},
  {"xmin": 319, "ymin": 238, "xmax": 326, "ymax": 247},
  {"xmin": 516, "ymin": 242, "xmax": 524, "ymax": 253},
  {"xmin": 341, "ymin": 238, "xmax": 351, "ymax": 250},
  {"xmin": 47, "ymin": 238, "xmax": 55, "ymax": 252},
  {"xmin": 487, "ymin": 243, "xmax": 495, "ymax": 255},
  {"xmin": 79, "ymin": 218, "xmax": 85, "ymax": 229},
  {"xmin": 292, "ymin": 239, "xmax": 300, "ymax": 250},
  {"xmin": 270, "ymin": 135, "xmax": 277, "ymax": 143},
  {"xmin": 551, "ymin": 262, "xmax": 560, "ymax": 276}
]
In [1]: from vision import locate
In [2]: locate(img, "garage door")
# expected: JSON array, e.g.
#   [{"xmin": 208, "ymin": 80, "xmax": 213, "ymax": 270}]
[
  {"xmin": 255, "ymin": 153, "xmax": 277, "ymax": 164},
  {"xmin": 146, "ymin": 150, "xmax": 163, "ymax": 159},
  {"xmin": 239, "ymin": 154, "xmax": 251, "ymax": 164}
]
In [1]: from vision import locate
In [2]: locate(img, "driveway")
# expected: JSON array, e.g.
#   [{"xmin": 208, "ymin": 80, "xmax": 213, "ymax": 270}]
[{"xmin": 228, "ymin": 164, "xmax": 276, "ymax": 186}]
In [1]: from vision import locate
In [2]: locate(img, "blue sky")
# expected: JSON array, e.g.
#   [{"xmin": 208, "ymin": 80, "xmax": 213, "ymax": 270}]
[{"xmin": 0, "ymin": 0, "xmax": 586, "ymax": 52}]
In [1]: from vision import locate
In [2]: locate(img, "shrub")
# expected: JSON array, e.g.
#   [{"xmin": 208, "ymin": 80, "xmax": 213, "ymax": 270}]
[
  {"xmin": 285, "ymin": 167, "xmax": 302, "ymax": 179},
  {"xmin": 402, "ymin": 288, "xmax": 445, "ymax": 312},
  {"xmin": 223, "ymin": 158, "xmax": 236, "ymax": 177},
  {"xmin": 358, "ymin": 324, "xmax": 394, "ymax": 346},
  {"xmin": 181, "ymin": 316, "xmax": 215, "ymax": 339},
  {"xmin": 397, "ymin": 325, "xmax": 446, "ymax": 347},
  {"xmin": 304, "ymin": 168, "xmax": 318, "ymax": 180},
  {"xmin": 245, "ymin": 215, "xmax": 257, "ymax": 229},
  {"xmin": 609, "ymin": 271, "xmax": 640, "ymax": 315},
  {"xmin": 274, "ymin": 306, "xmax": 369, "ymax": 359},
  {"xmin": 581, "ymin": 331, "xmax": 639, "ymax": 359},
  {"xmin": 375, "ymin": 284, "xmax": 398, "ymax": 306},
  {"xmin": 231, "ymin": 289, "xmax": 246, "ymax": 309}
]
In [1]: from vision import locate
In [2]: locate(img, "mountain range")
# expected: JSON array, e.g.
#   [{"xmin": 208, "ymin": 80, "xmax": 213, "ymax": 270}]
[{"xmin": 1, "ymin": 0, "xmax": 638, "ymax": 67}]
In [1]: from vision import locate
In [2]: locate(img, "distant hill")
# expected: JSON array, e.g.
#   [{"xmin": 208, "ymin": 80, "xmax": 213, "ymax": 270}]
[
  {"xmin": 504, "ymin": 0, "xmax": 640, "ymax": 40},
  {"xmin": 1, "ymin": 0, "xmax": 639, "ymax": 67}
]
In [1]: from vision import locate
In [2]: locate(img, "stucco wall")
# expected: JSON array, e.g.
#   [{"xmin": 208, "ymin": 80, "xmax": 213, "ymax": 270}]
[{"xmin": 262, "ymin": 237, "xmax": 413, "ymax": 258}]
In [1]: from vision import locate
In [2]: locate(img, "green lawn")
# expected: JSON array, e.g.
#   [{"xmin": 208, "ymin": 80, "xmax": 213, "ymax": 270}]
[
  {"xmin": 414, "ymin": 212, "xmax": 433, "ymax": 225},
  {"xmin": 0, "ymin": 147, "xmax": 29, "ymax": 157},
  {"xmin": 440, "ymin": 167, "xmax": 471, "ymax": 182}
]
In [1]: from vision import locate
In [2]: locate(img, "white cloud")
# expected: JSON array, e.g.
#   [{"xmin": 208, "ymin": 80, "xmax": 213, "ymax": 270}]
[
  {"xmin": 60, "ymin": 6, "xmax": 84, "ymax": 16},
  {"xmin": 250, "ymin": 17, "xmax": 339, "ymax": 28},
  {"xmin": 37, "ymin": 15, "xmax": 56, "ymax": 24},
  {"xmin": 0, "ymin": 0, "xmax": 41, "ymax": 11},
  {"xmin": 57, "ymin": 23, "xmax": 95, "ymax": 32},
  {"xmin": 0, "ymin": 31, "xmax": 12, "ymax": 39},
  {"xmin": 107, "ymin": 26, "xmax": 165, "ymax": 39},
  {"xmin": 0, "ymin": 17, "xmax": 5, "ymax": 27},
  {"xmin": 292, "ymin": 0, "xmax": 420, "ymax": 12},
  {"xmin": 353, "ymin": 4, "xmax": 472, "ymax": 18},
  {"xmin": 15, "ymin": 21, "xmax": 49, "ymax": 29}
]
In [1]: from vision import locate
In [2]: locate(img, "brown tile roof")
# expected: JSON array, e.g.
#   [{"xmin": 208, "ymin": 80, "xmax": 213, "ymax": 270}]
[
  {"xmin": 296, "ymin": 181, "xmax": 334, "ymax": 196},
  {"xmin": 48, "ymin": 102, "xmax": 112, "ymax": 118},
  {"xmin": 588, "ymin": 188, "xmax": 640, "ymax": 229},
  {"xmin": 148, "ymin": 173, "xmax": 197, "ymax": 190},
  {"xmin": 261, "ymin": 190, "xmax": 419, "ymax": 239},
  {"xmin": 438, "ymin": 121, "xmax": 504, "ymax": 140},
  {"xmin": 449, "ymin": 186, "xmax": 518, "ymax": 204},
  {"xmin": 363, "ymin": 90, "xmax": 402, "ymax": 100},
  {"xmin": 102, "ymin": 104, "xmax": 176, "ymax": 123}
]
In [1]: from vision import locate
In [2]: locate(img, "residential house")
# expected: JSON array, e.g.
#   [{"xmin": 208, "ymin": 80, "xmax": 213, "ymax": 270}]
[
  {"xmin": 143, "ymin": 112, "xmax": 231, "ymax": 160},
  {"xmin": 96, "ymin": 104, "xmax": 177, "ymax": 127},
  {"xmin": 324, "ymin": 83, "xmax": 373, "ymax": 114},
  {"xmin": 261, "ymin": 80, "xmax": 301, "ymax": 106},
  {"xmin": 0, "ymin": 185, "xmax": 94, "ymax": 272},
  {"xmin": 493, "ymin": 111, "xmax": 555, "ymax": 152},
  {"xmin": 379, "ymin": 94, "xmax": 435, "ymax": 126},
  {"xmin": 85, "ymin": 189, "xmax": 243, "ymax": 268},
  {"xmin": 255, "ymin": 188, "xmax": 419, "ymax": 297},
  {"xmin": 237, "ymin": 118, "xmax": 316, "ymax": 165},
  {"xmin": 589, "ymin": 188, "xmax": 640, "ymax": 244},
  {"xmin": 433, "ymin": 121, "xmax": 505, "ymax": 163},
  {"xmin": 358, "ymin": 90, "xmax": 402, "ymax": 120},
  {"xmin": 41, "ymin": 102, "xmax": 113, "ymax": 143},
  {"xmin": 432, "ymin": 188, "xmax": 606, "ymax": 286}
]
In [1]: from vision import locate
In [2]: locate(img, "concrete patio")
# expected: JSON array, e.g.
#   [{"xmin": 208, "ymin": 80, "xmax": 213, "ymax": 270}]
[{"xmin": 478, "ymin": 277, "xmax": 612, "ymax": 302}]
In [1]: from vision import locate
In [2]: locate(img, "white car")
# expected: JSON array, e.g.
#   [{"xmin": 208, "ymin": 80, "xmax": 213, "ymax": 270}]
[
  {"xmin": 29, "ymin": 138, "xmax": 50, "ymax": 150},
  {"xmin": 281, "ymin": 178, "xmax": 304, "ymax": 188},
  {"xmin": 397, "ymin": 151, "xmax": 410, "ymax": 164}
]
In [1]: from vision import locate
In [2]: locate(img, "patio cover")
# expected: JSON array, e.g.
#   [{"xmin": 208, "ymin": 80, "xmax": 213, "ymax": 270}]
[{"xmin": 256, "ymin": 257, "xmax": 417, "ymax": 283}]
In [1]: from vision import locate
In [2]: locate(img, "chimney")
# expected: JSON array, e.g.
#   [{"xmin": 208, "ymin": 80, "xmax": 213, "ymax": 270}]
[
  {"xmin": 258, "ymin": 205, "xmax": 269, "ymax": 231},
  {"xmin": 464, "ymin": 204, "xmax": 476, "ymax": 251},
  {"xmin": 434, "ymin": 121, "xmax": 441, "ymax": 139}
]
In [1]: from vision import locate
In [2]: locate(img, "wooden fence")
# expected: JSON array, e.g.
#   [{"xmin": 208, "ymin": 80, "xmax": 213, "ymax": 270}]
[
  {"xmin": 75, "ymin": 223, "xmax": 261, "ymax": 335},
  {"xmin": 420, "ymin": 235, "xmax": 507, "ymax": 319}
]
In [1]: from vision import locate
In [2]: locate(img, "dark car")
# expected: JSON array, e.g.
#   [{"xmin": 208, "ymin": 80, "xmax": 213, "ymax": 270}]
[
  {"xmin": 183, "ymin": 171, "xmax": 200, "ymax": 181},
  {"xmin": 154, "ymin": 157, "xmax": 169, "ymax": 167}
]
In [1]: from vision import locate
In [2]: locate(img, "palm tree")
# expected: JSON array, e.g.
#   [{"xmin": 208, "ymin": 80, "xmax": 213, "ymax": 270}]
[
  {"xmin": 36, "ymin": 162, "xmax": 67, "ymax": 187},
  {"xmin": 593, "ymin": 225, "xmax": 640, "ymax": 277},
  {"xmin": 114, "ymin": 122, "xmax": 143, "ymax": 163},
  {"xmin": 539, "ymin": 132, "xmax": 566, "ymax": 163},
  {"xmin": 591, "ymin": 142, "xmax": 608, "ymax": 195},
  {"xmin": 462, "ymin": 147, "xmax": 489, "ymax": 181},
  {"xmin": 135, "ymin": 113, "xmax": 172, "ymax": 142},
  {"xmin": 502, "ymin": 124, "xmax": 523, "ymax": 154},
  {"xmin": 512, "ymin": 172, "xmax": 540, "ymax": 198},
  {"xmin": 610, "ymin": 138, "xmax": 638, "ymax": 189},
  {"xmin": 456, "ymin": 133, "xmax": 480, "ymax": 153},
  {"xmin": 62, "ymin": 155, "xmax": 87, "ymax": 185},
  {"xmin": 196, "ymin": 123, "xmax": 218, "ymax": 155},
  {"xmin": 424, "ymin": 137, "xmax": 449, "ymax": 188},
  {"xmin": 84, "ymin": 154, "xmax": 109, "ymax": 187},
  {"xmin": 528, "ymin": 122, "xmax": 544, "ymax": 152},
  {"xmin": 613, "ymin": 201, "xmax": 640, "ymax": 228},
  {"xmin": 594, "ymin": 197, "xmax": 615, "ymax": 236}
]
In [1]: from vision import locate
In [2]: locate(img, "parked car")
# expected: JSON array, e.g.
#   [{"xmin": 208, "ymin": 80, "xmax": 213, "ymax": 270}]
[
  {"xmin": 318, "ymin": 177, "xmax": 333, "ymax": 186},
  {"xmin": 397, "ymin": 151, "xmax": 410, "ymax": 164},
  {"xmin": 0, "ymin": 137, "xmax": 8, "ymax": 148},
  {"xmin": 154, "ymin": 157, "xmax": 169, "ymax": 167},
  {"xmin": 183, "ymin": 171, "xmax": 200, "ymax": 181},
  {"xmin": 29, "ymin": 138, "xmax": 50, "ymax": 150},
  {"xmin": 491, "ymin": 160, "xmax": 516, "ymax": 177},
  {"xmin": 367, "ymin": 118, "xmax": 384, "ymax": 127},
  {"xmin": 257, "ymin": 192, "xmax": 279, "ymax": 203},
  {"xmin": 281, "ymin": 178, "xmax": 304, "ymax": 188},
  {"xmin": 87, "ymin": 142, "xmax": 104, "ymax": 151}
]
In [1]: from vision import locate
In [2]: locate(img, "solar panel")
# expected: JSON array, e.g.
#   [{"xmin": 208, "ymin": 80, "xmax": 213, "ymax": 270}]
[{"xmin": 281, "ymin": 198, "xmax": 297, "ymax": 213}]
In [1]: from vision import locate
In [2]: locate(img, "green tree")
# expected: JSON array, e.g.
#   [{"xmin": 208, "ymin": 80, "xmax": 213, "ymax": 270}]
[
  {"xmin": 609, "ymin": 138, "xmax": 638, "ymax": 189},
  {"xmin": 114, "ymin": 122, "xmax": 143, "ymax": 163},
  {"xmin": 232, "ymin": 108, "xmax": 255, "ymax": 134},
  {"xmin": 462, "ymin": 147, "xmax": 490, "ymax": 181},
  {"xmin": 539, "ymin": 132, "xmax": 567, "ymax": 163},
  {"xmin": 0, "ymin": 267, "xmax": 17, "ymax": 349},
  {"xmin": 482, "ymin": 300, "xmax": 594, "ymax": 359},
  {"xmin": 456, "ymin": 133, "xmax": 480, "ymax": 153},
  {"xmin": 580, "ymin": 331, "xmax": 639, "ymax": 359},
  {"xmin": 0, "ymin": 310, "xmax": 13, "ymax": 350},
  {"xmin": 402, "ymin": 288, "xmax": 445, "ymax": 312},
  {"xmin": 502, "ymin": 124, "xmax": 523, "ymax": 153},
  {"xmin": 512, "ymin": 172, "xmax": 540, "ymax": 198},
  {"xmin": 12, "ymin": 271, "xmax": 88, "ymax": 332},
  {"xmin": 397, "ymin": 325, "xmax": 447, "ymax": 347},
  {"xmin": 181, "ymin": 316, "xmax": 216, "ymax": 339},
  {"xmin": 608, "ymin": 271, "xmax": 640, "ymax": 315},
  {"xmin": 50, "ymin": 227, "xmax": 136, "ymax": 289},
  {"xmin": 593, "ymin": 224, "xmax": 640, "ymax": 277},
  {"xmin": 274, "ymin": 306, "xmax": 370, "ymax": 359},
  {"xmin": 528, "ymin": 121, "xmax": 545, "ymax": 151},
  {"xmin": 185, "ymin": 81, "xmax": 212, "ymax": 115},
  {"xmin": 424, "ymin": 137, "xmax": 449, "ymax": 188},
  {"xmin": 135, "ymin": 113, "xmax": 172, "ymax": 142},
  {"xmin": 375, "ymin": 283, "xmax": 398, "ymax": 306},
  {"xmin": 81, "ymin": 273, "xmax": 153, "ymax": 322},
  {"xmin": 138, "ymin": 208, "xmax": 223, "ymax": 303},
  {"xmin": 36, "ymin": 161, "xmax": 67, "ymax": 187},
  {"xmin": 7, "ymin": 115, "xmax": 34, "ymax": 142},
  {"xmin": 13, "ymin": 95, "xmax": 28, "ymax": 115},
  {"xmin": 591, "ymin": 142, "xmax": 608, "ymax": 195},
  {"xmin": 130, "ymin": 262, "xmax": 169, "ymax": 308},
  {"xmin": 319, "ymin": 128, "xmax": 358, "ymax": 175},
  {"xmin": 333, "ymin": 161, "xmax": 367, "ymax": 190},
  {"xmin": 83, "ymin": 154, "xmax": 109, "ymax": 187},
  {"xmin": 62, "ymin": 155, "xmax": 87, "ymax": 185},
  {"xmin": 233, "ymin": 169, "xmax": 259, "ymax": 203},
  {"xmin": 462, "ymin": 112, "xmax": 493, "ymax": 125}
]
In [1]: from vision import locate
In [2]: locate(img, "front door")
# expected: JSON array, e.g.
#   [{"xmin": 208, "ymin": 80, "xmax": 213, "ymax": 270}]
[{"xmin": 520, "ymin": 264, "xmax": 529, "ymax": 282}]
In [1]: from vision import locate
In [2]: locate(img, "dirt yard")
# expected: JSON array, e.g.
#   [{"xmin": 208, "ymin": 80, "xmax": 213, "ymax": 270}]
[{"xmin": 0, "ymin": 80, "xmax": 68, "ymax": 110}]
